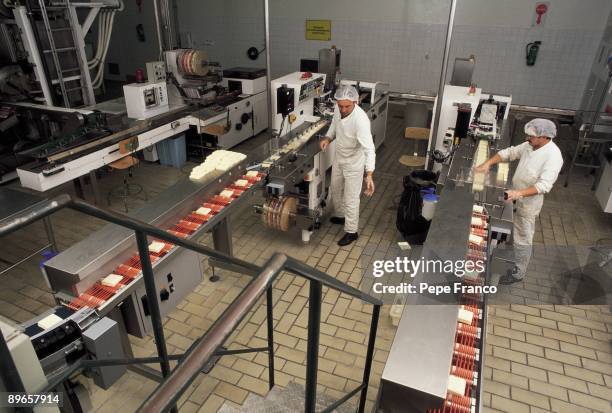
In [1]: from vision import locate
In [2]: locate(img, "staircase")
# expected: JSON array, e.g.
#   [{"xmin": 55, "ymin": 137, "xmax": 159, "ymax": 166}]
[
  {"xmin": 219, "ymin": 382, "xmax": 356, "ymax": 413},
  {"xmin": 0, "ymin": 195, "xmax": 382, "ymax": 413}
]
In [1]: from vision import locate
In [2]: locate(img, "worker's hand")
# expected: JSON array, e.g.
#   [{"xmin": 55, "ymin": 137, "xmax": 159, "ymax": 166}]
[
  {"xmin": 505, "ymin": 189, "xmax": 522, "ymax": 201},
  {"xmin": 474, "ymin": 163, "xmax": 489, "ymax": 173},
  {"xmin": 364, "ymin": 175, "xmax": 375, "ymax": 197},
  {"xmin": 320, "ymin": 138, "xmax": 331, "ymax": 151}
]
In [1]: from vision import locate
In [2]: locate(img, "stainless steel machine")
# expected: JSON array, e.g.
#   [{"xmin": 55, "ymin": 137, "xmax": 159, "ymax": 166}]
[
  {"xmin": 318, "ymin": 47, "xmax": 341, "ymax": 91},
  {"xmin": 426, "ymin": 85, "xmax": 511, "ymax": 172},
  {"xmin": 378, "ymin": 93, "xmax": 514, "ymax": 413},
  {"xmin": 262, "ymin": 72, "xmax": 332, "ymax": 242},
  {"xmin": 255, "ymin": 119, "xmax": 330, "ymax": 242},
  {"xmin": 1, "ymin": 306, "xmax": 126, "ymax": 412},
  {"xmin": 162, "ymin": 51, "xmax": 269, "ymax": 149},
  {"xmin": 11, "ymin": 101, "xmax": 198, "ymax": 192},
  {"xmin": 41, "ymin": 156, "xmax": 258, "ymax": 337}
]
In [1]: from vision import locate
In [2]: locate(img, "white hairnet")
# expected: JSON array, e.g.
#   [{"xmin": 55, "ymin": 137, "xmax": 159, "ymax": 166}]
[
  {"xmin": 524, "ymin": 118, "xmax": 557, "ymax": 139},
  {"xmin": 334, "ymin": 85, "xmax": 359, "ymax": 102}
]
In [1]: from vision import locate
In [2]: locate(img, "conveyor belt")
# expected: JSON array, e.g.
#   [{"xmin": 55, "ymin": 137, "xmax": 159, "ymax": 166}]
[
  {"xmin": 64, "ymin": 172, "xmax": 264, "ymax": 311},
  {"xmin": 425, "ymin": 206, "xmax": 489, "ymax": 413}
]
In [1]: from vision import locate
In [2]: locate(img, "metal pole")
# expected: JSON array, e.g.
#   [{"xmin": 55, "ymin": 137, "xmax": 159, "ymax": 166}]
[
  {"xmin": 429, "ymin": 0, "xmax": 458, "ymax": 168},
  {"xmin": 266, "ymin": 286, "xmax": 275, "ymax": 389},
  {"xmin": 42, "ymin": 216, "xmax": 57, "ymax": 252},
  {"xmin": 152, "ymin": 0, "xmax": 165, "ymax": 58},
  {"xmin": 139, "ymin": 253, "xmax": 287, "ymax": 413},
  {"xmin": 357, "ymin": 305, "xmax": 381, "ymax": 413},
  {"xmin": 134, "ymin": 231, "xmax": 172, "ymax": 379},
  {"xmin": 304, "ymin": 280, "xmax": 322, "ymax": 413},
  {"xmin": 263, "ymin": 0, "xmax": 273, "ymax": 134}
]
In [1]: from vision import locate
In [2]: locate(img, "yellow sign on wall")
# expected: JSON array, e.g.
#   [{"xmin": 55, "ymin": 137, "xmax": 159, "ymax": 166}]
[{"xmin": 306, "ymin": 20, "xmax": 331, "ymax": 41}]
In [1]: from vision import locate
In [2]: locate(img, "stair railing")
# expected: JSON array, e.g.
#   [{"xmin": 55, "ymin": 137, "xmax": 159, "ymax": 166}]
[{"xmin": 0, "ymin": 194, "xmax": 382, "ymax": 413}]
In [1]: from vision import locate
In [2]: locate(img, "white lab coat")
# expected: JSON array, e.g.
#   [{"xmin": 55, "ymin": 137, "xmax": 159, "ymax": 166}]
[
  {"xmin": 327, "ymin": 104, "xmax": 375, "ymax": 233},
  {"xmin": 498, "ymin": 140, "xmax": 563, "ymax": 277}
]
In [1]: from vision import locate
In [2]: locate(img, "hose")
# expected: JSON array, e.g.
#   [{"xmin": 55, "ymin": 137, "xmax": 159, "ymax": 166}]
[
  {"xmin": 89, "ymin": 0, "xmax": 124, "ymax": 88},
  {"xmin": 88, "ymin": 11, "xmax": 108, "ymax": 68},
  {"xmin": 92, "ymin": 10, "xmax": 116, "ymax": 89}
]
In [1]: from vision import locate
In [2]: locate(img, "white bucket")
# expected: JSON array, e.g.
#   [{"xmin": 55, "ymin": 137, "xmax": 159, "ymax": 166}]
[{"xmin": 422, "ymin": 193, "xmax": 439, "ymax": 220}]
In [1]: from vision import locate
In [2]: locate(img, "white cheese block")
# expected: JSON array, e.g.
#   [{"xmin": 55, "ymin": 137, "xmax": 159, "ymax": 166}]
[
  {"xmin": 195, "ymin": 207, "xmax": 212, "ymax": 216},
  {"xmin": 469, "ymin": 234, "xmax": 484, "ymax": 245},
  {"xmin": 464, "ymin": 270, "xmax": 480, "ymax": 280},
  {"xmin": 234, "ymin": 179, "xmax": 248, "ymax": 187},
  {"xmin": 458, "ymin": 308, "xmax": 474, "ymax": 325},
  {"xmin": 473, "ymin": 205, "xmax": 484, "ymax": 214},
  {"xmin": 37, "ymin": 314, "xmax": 63, "ymax": 330},
  {"xmin": 246, "ymin": 171, "xmax": 259, "ymax": 177},
  {"xmin": 220, "ymin": 189, "xmax": 235, "ymax": 198},
  {"xmin": 471, "ymin": 217, "xmax": 483, "ymax": 227},
  {"xmin": 101, "ymin": 273, "xmax": 124, "ymax": 287},
  {"xmin": 148, "ymin": 241, "xmax": 165, "ymax": 254},
  {"xmin": 447, "ymin": 375, "xmax": 467, "ymax": 396},
  {"xmin": 397, "ymin": 241, "xmax": 412, "ymax": 250}
]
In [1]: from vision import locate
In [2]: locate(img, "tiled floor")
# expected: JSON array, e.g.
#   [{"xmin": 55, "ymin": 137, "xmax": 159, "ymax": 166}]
[{"xmin": 0, "ymin": 103, "xmax": 610, "ymax": 413}]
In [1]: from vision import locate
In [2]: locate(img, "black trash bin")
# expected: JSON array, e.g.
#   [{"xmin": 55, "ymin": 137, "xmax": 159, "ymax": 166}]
[{"xmin": 396, "ymin": 169, "xmax": 437, "ymax": 244}]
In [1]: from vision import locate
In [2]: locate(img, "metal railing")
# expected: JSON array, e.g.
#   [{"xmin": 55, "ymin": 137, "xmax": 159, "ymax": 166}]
[{"xmin": 0, "ymin": 194, "xmax": 382, "ymax": 413}]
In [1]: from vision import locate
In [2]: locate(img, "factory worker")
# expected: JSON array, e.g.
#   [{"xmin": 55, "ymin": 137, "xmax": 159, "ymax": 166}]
[
  {"xmin": 475, "ymin": 118, "xmax": 563, "ymax": 284},
  {"xmin": 319, "ymin": 85, "xmax": 376, "ymax": 246}
]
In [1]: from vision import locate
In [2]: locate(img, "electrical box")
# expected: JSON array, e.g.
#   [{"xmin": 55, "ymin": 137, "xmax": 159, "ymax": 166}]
[
  {"xmin": 123, "ymin": 81, "xmax": 169, "ymax": 120},
  {"xmin": 276, "ymin": 85, "xmax": 294, "ymax": 116},
  {"xmin": 82, "ymin": 317, "xmax": 126, "ymax": 390},
  {"xmin": 271, "ymin": 72, "xmax": 326, "ymax": 135},
  {"xmin": 146, "ymin": 61, "xmax": 166, "ymax": 82}
]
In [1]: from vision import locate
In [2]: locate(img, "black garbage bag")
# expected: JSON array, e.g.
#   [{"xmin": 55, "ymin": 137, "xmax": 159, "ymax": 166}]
[{"xmin": 396, "ymin": 170, "xmax": 437, "ymax": 244}]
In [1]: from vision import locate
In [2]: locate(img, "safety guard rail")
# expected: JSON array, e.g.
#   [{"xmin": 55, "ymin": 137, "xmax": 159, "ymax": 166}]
[{"xmin": 0, "ymin": 194, "xmax": 382, "ymax": 413}]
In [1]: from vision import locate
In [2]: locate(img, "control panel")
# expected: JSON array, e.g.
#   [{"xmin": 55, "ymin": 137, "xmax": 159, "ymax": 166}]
[{"xmin": 299, "ymin": 76, "xmax": 325, "ymax": 102}]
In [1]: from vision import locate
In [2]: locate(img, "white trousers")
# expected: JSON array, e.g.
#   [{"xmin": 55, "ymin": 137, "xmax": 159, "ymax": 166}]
[
  {"xmin": 513, "ymin": 210, "xmax": 536, "ymax": 279},
  {"xmin": 331, "ymin": 158, "xmax": 364, "ymax": 233}
]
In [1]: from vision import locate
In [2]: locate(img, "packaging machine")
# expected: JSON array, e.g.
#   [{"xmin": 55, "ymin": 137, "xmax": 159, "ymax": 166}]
[
  {"xmin": 262, "ymin": 72, "xmax": 332, "ymax": 242},
  {"xmin": 257, "ymin": 73, "xmax": 392, "ymax": 242},
  {"xmin": 378, "ymin": 91, "xmax": 514, "ymax": 413},
  {"xmin": 5, "ymin": 106, "xmax": 325, "ymax": 409},
  {"xmin": 12, "ymin": 100, "xmax": 198, "ymax": 192},
  {"xmin": 7, "ymin": 48, "xmax": 268, "ymax": 193}
]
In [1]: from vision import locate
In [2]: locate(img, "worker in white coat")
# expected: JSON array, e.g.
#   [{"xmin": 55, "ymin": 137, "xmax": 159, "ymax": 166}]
[
  {"xmin": 320, "ymin": 85, "xmax": 376, "ymax": 246},
  {"xmin": 475, "ymin": 119, "xmax": 563, "ymax": 284}
]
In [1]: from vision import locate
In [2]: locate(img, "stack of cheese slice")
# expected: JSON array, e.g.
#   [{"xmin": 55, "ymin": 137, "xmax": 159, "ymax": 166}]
[
  {"xmin": 472, "ymin": 140, "xmax": 489, "ymax": 192},
  {"xmin": 190, "ymin": 150, "xmax": 247, "ymax": 181},
  {"xmin": 497, "ymin": 162, "xmax": 509, "ymax": 185}
]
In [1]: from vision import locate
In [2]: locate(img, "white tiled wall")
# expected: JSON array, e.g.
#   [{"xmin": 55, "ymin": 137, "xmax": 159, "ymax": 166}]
[
  {"xmin": 165, "ymin": 0, "xmax": 611, "ymax": 110},
  {"xmin": 449, "ymin": 26, "xmax": 602, "ymax": 109},
  {"xmin": 179, "ymin": 13, "xmax": 602, "ymax": 110}
]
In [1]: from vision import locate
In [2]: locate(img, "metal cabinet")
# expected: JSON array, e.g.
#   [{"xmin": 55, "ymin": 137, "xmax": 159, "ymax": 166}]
[{"xmin": 596, "ymin": 160, "xmax": 612, "ymax": 213}]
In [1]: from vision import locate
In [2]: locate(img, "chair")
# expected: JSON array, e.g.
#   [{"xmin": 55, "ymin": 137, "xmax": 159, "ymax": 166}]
[
  {"xmin": 107, "ymin": 137, "xmax": 147, "ymax": 212},
  {"xmin": 399, "ymin": 127, "xmax": 430, "ymax": 168}
]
